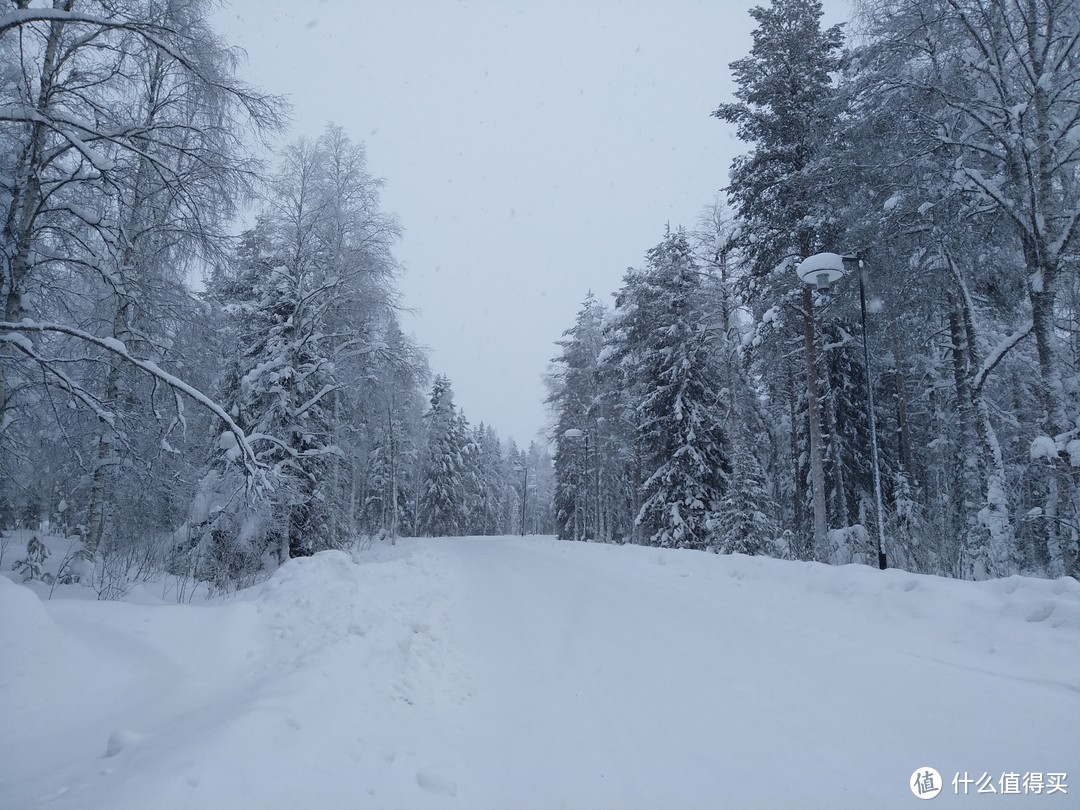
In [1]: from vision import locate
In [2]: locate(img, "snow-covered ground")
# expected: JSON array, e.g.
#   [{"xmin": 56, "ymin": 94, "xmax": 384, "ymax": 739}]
[{"xmin": 2, "ymin": 536, "xmax": 1078, "ymax": 809}]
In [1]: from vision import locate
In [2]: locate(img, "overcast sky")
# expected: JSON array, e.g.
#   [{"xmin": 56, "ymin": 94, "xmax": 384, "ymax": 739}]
[{"xmin": 213, "ymin": 0, "xmax": 850, "ymax": 447}]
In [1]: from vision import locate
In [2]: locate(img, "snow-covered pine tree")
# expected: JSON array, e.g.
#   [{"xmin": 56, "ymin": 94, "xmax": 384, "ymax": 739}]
[
  {"xmin": 237, "ymin": 260, "xmax": 338, "ymax": 560},
  {"xmin": 712, "ymin": 0, "xmax": 844, "ymax": 277},
  {"xmin": 818, "ymin": 316, "xmax": 878, "ymax": 563},
  {"xmin": 690, "ymin": 208, "xmax": 787, "ymax": 558},
  {"xmin": 547, "ymin": 292, "xmax": 606, "ymax": 541},
  {"xmin": 181, "ymin": 222, "xmax": 280, "ymax": 585},
  {"xmin": 713, "ymin": 0, "xmax": 844, "ymax": 560},
  {"xmin": 595, "ymin": 289, "xmax": 650, "ymax": 545},
  {"xmin": 505, "ymin": 441, "xmax": 525, "ymax": 537},
  {"xmin": 466, "ymin": 424, "xmax": 507, "ymax": 536},
  {"xmin": 711, "ymin": 440, "xmax": 784, "ymax": 557},
  {"xmin": 524, "ymin": 440, "xmax": 556, "ymax": 535},
  {"xmin": 359, "ymin": 317, "xmax": 427, "ymax": 540},
  {"xmin": 632, "ymin": 228, "xmax": 729, "ymax": 550},
  {"xmin": 419, "ymin": 376, "xmax": 472, "ymax": 537}
]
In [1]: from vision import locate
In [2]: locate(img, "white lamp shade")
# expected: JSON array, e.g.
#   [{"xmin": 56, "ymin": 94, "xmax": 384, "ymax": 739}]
[{"xmin": 796, "ymin": 252, "xmax": 846, "ymax": 289}]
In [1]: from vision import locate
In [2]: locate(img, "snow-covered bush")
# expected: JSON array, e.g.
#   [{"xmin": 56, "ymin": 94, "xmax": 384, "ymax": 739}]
[{"xmin": 13, "ymin": 535, "xmax": 52, "ymax": 584}]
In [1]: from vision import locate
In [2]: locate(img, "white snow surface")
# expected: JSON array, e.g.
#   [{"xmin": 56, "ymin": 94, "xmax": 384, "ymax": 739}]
[{"xmin": 2, "ymin": 537, "xmax": 1078, "ymax": 809}]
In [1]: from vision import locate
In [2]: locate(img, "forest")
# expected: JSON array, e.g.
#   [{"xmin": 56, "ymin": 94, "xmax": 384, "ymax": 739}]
[
  {"xmin": 546, "ymin": 0, "xmax": 1080, "ymax": 580},
  {"xmin": 2, "ymin": 0, "xmax": 1078, "ymax": 594},
  {"xmin": 0, "ymin": 0, "xmax": 552, "ymax": 594}
]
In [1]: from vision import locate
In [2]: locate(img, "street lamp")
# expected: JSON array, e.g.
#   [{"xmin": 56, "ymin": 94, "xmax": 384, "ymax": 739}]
[
  {"xmin": 795, "ymin": 251, "xmax": 888, "ymax": 571},
  {"xmin": 796, "ymin": 250, "xmax": 846, "ymax": 291}
]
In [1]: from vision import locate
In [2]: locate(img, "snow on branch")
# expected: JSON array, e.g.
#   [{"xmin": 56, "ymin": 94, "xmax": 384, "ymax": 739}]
[
  {"xmin": 0, "ymin": 9, "xmax": 188, "ymax": 62},
  {"xmin": 55, "ymin": 127, "xmax": 115, "ymax": 172},
  {"xmin": 1, "ymin": 332, "xmax": 115, "ymax": 428},
  {"xmin": 291, "ymin": 383, "xmax": 340, "ymax": 422},
  {"xmin": 0, "ymin": 9, "xmax": 282, "ymax": 128},
  {"xmin": 0, "ymin": 320, "xmax": 265, "ymax": 488},
  {"xmin": 971, "ymin": 322, "xmax": 1033, "ymax": 400}
]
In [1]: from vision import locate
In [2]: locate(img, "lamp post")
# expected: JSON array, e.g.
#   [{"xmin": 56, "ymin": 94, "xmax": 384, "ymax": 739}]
[{"xmin": 795, "ymin": 252, "xmax": 888, "ymax": 570}]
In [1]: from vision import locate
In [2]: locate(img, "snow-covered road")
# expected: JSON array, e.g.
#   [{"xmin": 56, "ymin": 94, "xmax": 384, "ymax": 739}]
[{"xmin": 2, "ymin": 537, "xmax": 1078, "ymax": 809}]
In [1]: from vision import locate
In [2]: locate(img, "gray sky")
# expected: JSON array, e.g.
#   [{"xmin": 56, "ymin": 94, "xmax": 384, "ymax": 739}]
[{"xmin": 213, "ymin": 0, "xmax": 850, "ymax": 447}]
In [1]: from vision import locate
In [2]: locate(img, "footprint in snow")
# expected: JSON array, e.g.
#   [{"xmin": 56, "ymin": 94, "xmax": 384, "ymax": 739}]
[
  {"xmin": 105, "ymin": 730, "xmax": 143, "ymax": 758},
  {"xmin": 1026, "ymin": 604, "xmax": 1055, "ymax": 622},
  {"xmin": 416, "ymin": 769, "xmax": 457, "ymax": 797}
]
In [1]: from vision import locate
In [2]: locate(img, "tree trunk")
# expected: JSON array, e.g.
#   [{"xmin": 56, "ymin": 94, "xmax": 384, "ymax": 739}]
[
  {"xmin": 84, "ymin": 305, "xmax": 129, "ymax": 556},
  {"xmin": 892, "ymin": 340, "xmax": 912, "ymax": 474},
  {"xmin": 947, "ymin": 292, "xmax": 982, "ymax": 573},
  {"xmin": 951, "ymin": 280, "xmax": 1016, "ymax": 579},
  {"xmin": 785, "ymin": 355, "xmax": 805, "ymax": 551},
  {"xmin": 821, "ymin": 366, "xmax": 850, "ymax": 531},
  {"xmin": 0, "ymin": 1, "xmax": 72, "ymax": 429}
]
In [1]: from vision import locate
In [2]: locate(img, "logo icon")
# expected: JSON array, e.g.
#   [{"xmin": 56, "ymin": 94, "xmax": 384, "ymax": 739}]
[{"xmin": 911, "ymin": 767, "xmax": 943, "ymax": 799}]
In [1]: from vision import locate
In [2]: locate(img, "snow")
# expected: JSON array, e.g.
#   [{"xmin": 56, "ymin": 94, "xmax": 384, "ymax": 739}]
[
  {"xmin": 62, "ymin": 129, "xmax": 116, "ymax": 172},
  {"xmin": 2, "ymin": 536, "xmax": 1078, "ymax": 809},
  {"xmin": 99, "ymin": 336, "xmax": 126, "ymax": 354},
  {"xmin": 64, "ymin": 204, "xmax": 102, "ymax": 225},
  {"xmin": 216, "ymin": 430, "xmax": 240, "ymax": 461},
  {"xmin": 1030, "ymin": 434, "xmax": 1057, "ymax": 460},
  {"xmin": 795, "ymin": 251, "xmax": 845, "ymax": 286},
  {"xmin": 0, "ymin": 331, "xmax": 33, "ymax": 352}
]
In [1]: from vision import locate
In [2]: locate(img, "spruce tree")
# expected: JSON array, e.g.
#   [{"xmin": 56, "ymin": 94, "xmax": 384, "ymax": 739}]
[
  {"xmin": 711, "ymin": 440, "xmax": 784, "ymax": 557},
  {"xmin": 714, "ymin": 0, "xmax": 844, "ymax": 560},
  {"xmin": 419, "ymin": 376, "xmax": 471, "ymax": 536},
  {"xmin": 712, "ymin": 0, "xmax": 844, "ymax": 274},
  {"xmin": 548, "ymin": 293, "xmax": 606, "ymax": 541},
  {"xmin": 633, "ymin": 229, "xmax": 729, "ymax": 550}
]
